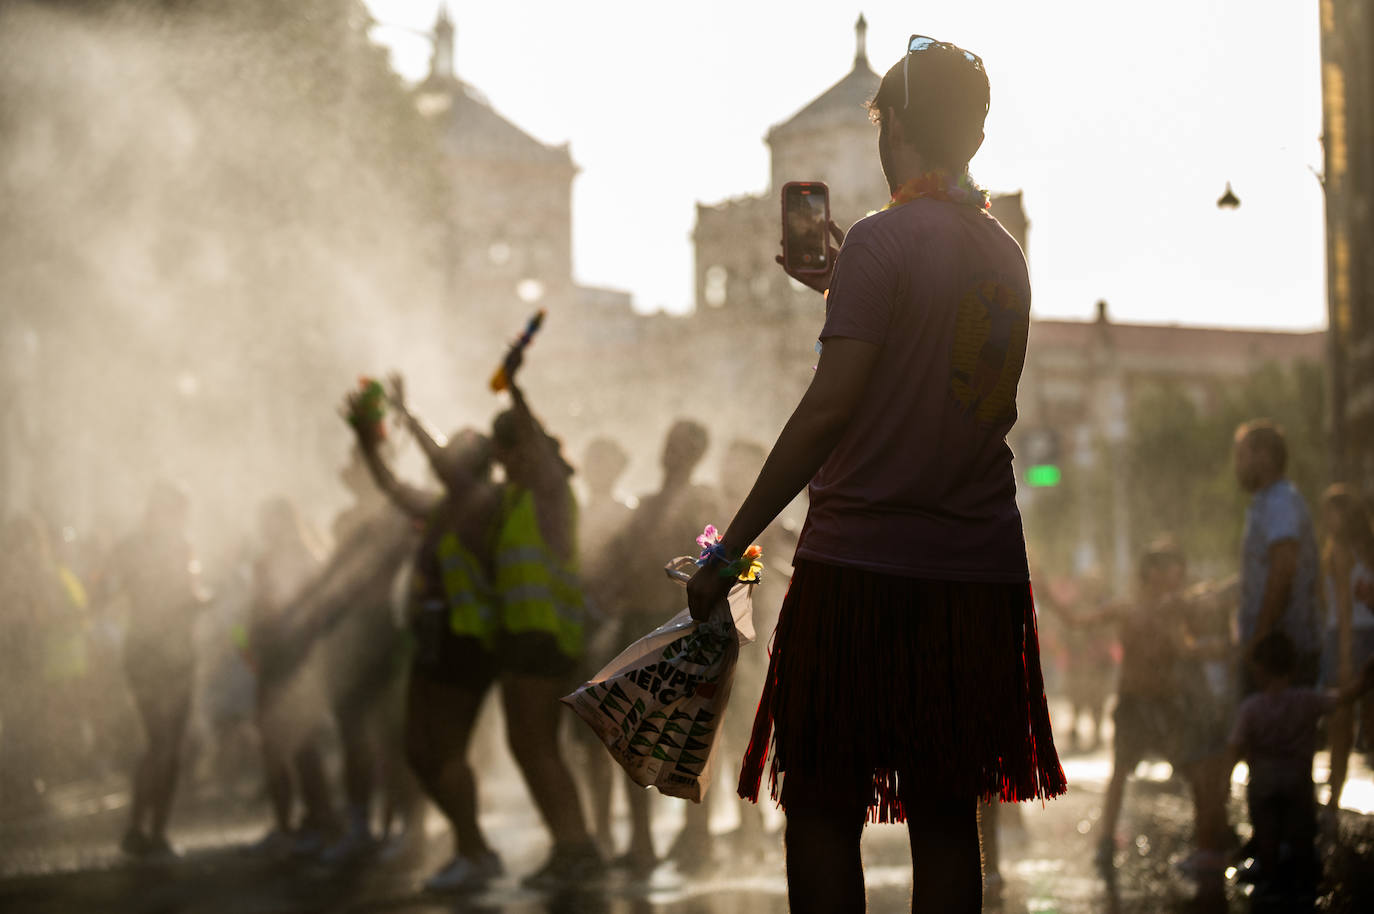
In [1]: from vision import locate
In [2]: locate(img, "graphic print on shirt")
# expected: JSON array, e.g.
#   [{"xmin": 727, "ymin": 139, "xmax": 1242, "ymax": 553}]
[{"xmin": 949, "ymin": 278, "xmax": 1029, "ymax": 426}]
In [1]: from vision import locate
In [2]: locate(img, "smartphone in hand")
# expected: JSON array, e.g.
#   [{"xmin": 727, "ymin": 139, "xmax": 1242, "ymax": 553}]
[{"xmin": 781, "ymin": 181, "xmax": 831, "ymax": 275}]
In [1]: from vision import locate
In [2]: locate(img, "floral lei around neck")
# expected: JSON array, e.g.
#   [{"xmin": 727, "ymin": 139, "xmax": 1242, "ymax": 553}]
[{"xmin": 882, "ymin": 169, "xmax": 990, "ymax": 212}]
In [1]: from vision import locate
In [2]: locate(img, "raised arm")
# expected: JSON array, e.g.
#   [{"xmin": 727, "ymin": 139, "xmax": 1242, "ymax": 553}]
[
  {"xmin": 343, "ymin": 388, "xmax": 438, "ymax": 520},
  {"xmin": 282, "ymin": 514, "xmax": 418, "ymax": 648},
  {"xmin": 505, "ymin": 378, "xmax": 565, "ymax": 479},
  {"xmin": 359, "ymin": 439, "xmax": 438, "ymax": 520},
  {"xmin": 388, "ymin": 373, "xmax": 449, "ymax": 479}
]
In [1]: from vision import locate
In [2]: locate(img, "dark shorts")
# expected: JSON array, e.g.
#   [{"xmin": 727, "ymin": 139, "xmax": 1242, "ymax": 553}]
[
  {"xmin": 410, "ymin": 608, "xmax": 498, "ymax": 692},
  {"xmin": 1113, "ymin": 692, "xmax": 1187, "ymax": 766},
  {"xmin": 739, "ymin": 559, "xmax": 1066, "ymax": 823},
  {"xmin": 498, "ymin": 631, "xmax": 577, "ymax": 681}
]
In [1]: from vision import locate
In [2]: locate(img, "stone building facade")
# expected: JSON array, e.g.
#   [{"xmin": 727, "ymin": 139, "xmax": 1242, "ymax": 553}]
[
  {"xmin": 693, "ymin": 15, "xmax": 886, "ymax": 318},
  {"xmin": 415, "ymin": 5, "xmax": 630, "ymax": 345}
]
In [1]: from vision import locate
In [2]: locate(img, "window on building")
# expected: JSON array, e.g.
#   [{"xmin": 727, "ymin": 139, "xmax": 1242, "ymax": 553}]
[{"xmin": 704, "ymin": 265, "xmax": 728, "ymax": 308}]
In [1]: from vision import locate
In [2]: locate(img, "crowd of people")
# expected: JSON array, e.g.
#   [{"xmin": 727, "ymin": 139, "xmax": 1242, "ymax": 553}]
[
  {"xmin": 1034, "ymin": 420, "xmax": 1374, "ymax": 900},
  {"xmin": 3, "ymin": 30, "xmax": 1373, "ymax": 914},
  {"xmin": 0, "ymin": 354, "xmax": 797, "ymax": 893}
]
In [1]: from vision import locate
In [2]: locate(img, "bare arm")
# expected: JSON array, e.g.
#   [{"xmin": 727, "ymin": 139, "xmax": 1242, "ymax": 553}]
[
  {"xmin": 1331, "ymin": 656, "xmax": 1374, "ymax": 707},
  {"xmin": 1188, "ymin": 573, "xmax": 1240, "ymax": 603},
  {"xmin": 1330, "ymin": 549, "xmax": 1356, "ymax": 682},
  {"xmin": 1253, "ymin": 539, "xmax": 1299, "ymax": 643},
  {"xmin": 355, "ymin": 435, "xmax": 438, "ymax": 520},
  {"xmin": 506, "ymin": 379, "xmax": 566, "ymax": 484},
  {"xmin": 1047, "ymin": 599, "xmax": 1128, "ymax": 629},
  {"xmin": 282, "ymin": 517, "xmax": 418, "ymax": 647},
  {"xmin": 388, "ymin": 374, "xmax": 448, "ymax": 475},
  {"xmin": 686, "ymin": 337, "xmax": 878, "ymax": 621}
]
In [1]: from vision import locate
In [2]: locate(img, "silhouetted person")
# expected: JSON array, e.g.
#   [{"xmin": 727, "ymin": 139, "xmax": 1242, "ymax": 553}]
[
  {"xmin": 489, "ymin": 363, "xmax": 603, "ymax": 887},
  {"xmin": 248, "ymin": 497, "xmax": 340, "ymax": 855},
  {"xmin": 1227, "ymin": 632, "xmax": 1374, "ymax": 896},
  {"xmin": 1057, "ymin": 540, "xmax": 1226, "ymax": 874},
  {"xmin": 0, "ymin": 515, "xmax": 68, "ymax": 813},
  {"xmin": 1056, "ymin": 572, "xmax": 1114, "ymax": 754},
  {"xmin": 348, "ymin": 377, "xmax": 504, "ymax": 892},
  {"xmin": 572, "ymin": 436, "xmax": 634, "ymax": 855},
  {"xmin": 1316, "ymin": 484, "xmax": 1374, "ymax": 821},
  {"xmin": 1234, "ymin": 419, "xmax": 1320, "ymax": 693},
  {"xmin": 306, "ymin": 448, "xmax": 422, "ymax": 863},
  {"xmin": 99, "ymin": 482, "xmax": 208, "ymax": 858},
  {"xmin": 686, "ymin": 35, "xmax": 1063, "ymax": 913},
  {"xmin": 594, "ymin": 419, "xmax": 717, "ymax": 874}
]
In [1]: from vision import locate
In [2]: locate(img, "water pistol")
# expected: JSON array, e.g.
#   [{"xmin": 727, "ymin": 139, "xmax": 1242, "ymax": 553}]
[
  {"xmin": 489, "ymin": 309, "xmax": 546, "ymax": 392},
  {"xmin": 347, "ymin": 376, "xmax": 388, "ymax": 440}
]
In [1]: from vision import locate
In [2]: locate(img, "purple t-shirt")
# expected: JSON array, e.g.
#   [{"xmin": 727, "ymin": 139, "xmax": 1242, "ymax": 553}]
[
  {"xmin": 795, "ymin": 198, "xmax": 1032, "ymax": 582},
  {"xmin": 1229, "ymin": 687, "xmax": 1337, "ymax": 768}
]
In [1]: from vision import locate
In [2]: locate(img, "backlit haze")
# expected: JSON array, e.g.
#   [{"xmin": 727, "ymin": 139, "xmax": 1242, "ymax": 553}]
[{"xmin": 366, "ymin": 0, "xmax": 1327, "ymax": 329}]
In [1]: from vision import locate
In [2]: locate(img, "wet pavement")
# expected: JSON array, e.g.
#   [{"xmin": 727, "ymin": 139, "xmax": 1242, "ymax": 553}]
[{"xmin": 3, "ymin": 733, "xmax": 1373, "ymax": 913}]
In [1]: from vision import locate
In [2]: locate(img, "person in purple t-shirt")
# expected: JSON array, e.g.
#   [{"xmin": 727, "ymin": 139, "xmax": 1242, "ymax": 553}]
[
  {"xmin": 1227, "ymin": 631, "xmax": 1374, "ymax": 893},
  {"xmin": 686, "ymin": 34, "xmax": 1064, "ymax": 914}
]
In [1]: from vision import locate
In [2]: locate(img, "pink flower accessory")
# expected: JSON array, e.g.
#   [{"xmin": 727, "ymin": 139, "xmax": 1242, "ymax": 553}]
[{"xmin": 694, "ymin": 524, "xmax": 765, "ymax": 583}]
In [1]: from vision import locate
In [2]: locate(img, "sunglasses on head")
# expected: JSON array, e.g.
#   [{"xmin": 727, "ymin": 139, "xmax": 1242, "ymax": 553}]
[{"xmin": 903, "ymin": 34, "xmax": 984, "ymax": 110}]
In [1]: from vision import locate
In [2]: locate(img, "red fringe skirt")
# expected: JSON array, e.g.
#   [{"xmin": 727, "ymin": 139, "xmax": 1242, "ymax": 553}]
[{"xmin": 738, "ymin": 559, "xmax": 1067, "ymax": 823}]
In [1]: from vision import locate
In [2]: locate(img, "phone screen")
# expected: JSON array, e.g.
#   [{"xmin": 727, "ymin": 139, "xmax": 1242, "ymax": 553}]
[{"xmin": 783, "ymin": 184, "xmax": 829, "ymax": 273}]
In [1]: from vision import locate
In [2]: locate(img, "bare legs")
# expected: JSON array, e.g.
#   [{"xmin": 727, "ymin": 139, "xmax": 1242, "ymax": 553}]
[
  {"xmin": 404, "ymin": 675, "xmax": 493, "ymax": 859},
  {"xmin": 782, "ymin": 772, "xmax": 867, "ymax": 914},
  {"xmin": 126, "ymin": 682, "xmax": 191, "ymax": 846},
  {"xmin": 501, "ymin": 674, "xmax": 593, "ymax": 849},
  {"xmin": 781, "ymin": 771, "xmax": 982, "ymax": 914},
  {"xmin": 337, "ymin": 703, "xmax": 379, "ymax": 832},
  {"xmin": 1187, "ymin": 754, "xmax": 1233, "ymax": 855},
  {"xmin": 910, "ymin": 796, "xmax": 983, "ymax": 914},
  {"xmin": 578, "ymin": 740, "xmax": 614, "ymax": 849},
  {"xmin": 257, "ymin": 679, "xmax": 340, "ymax": 837},
  {"xmin": 1098, "ymin": 736, "xmax": 1142, "ymax": 860},
  {"xmin": 1327, "ymin": 703, "xmax": 1360, "ymax": 813}
]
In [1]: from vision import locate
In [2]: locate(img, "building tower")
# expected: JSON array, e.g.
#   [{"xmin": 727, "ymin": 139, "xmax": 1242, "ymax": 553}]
[{"xmin": 412, "ymin": 4, "xmax": 577, "ymax": 334}]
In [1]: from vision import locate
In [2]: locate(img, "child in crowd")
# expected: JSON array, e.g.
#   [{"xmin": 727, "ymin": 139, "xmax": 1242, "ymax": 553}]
[
  {"xmin": 1054, "ymin": 537, "xmax": 1231, "ymax": 874},
  {"xmin": 1228, "ymin": 631, "xmax": 1374, "ymax": 893}
]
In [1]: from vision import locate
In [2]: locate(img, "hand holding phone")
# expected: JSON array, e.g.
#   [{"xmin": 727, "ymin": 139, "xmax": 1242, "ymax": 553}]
[{"xmin": 778, "ymin": 181, "xmax": 843, "ymax": 293}]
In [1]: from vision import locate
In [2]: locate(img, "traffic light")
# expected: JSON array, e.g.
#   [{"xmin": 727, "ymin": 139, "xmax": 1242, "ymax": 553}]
[
  {"xmin": 1022, "ymin": 428, "xmax": 1061, "ymax": 488},
  {"xmin": 1026, "ymin": 464, "xmax": 1062, "ymax": 488}
]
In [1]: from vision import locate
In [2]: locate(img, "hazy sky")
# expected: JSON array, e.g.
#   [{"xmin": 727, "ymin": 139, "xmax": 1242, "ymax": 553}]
[{"xmin": 363, "ymin": 1, "xmax": 1327, "ymax": 330}]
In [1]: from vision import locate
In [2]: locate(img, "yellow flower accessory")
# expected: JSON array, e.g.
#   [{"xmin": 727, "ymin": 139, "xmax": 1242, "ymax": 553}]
[{"xmin": 696, "ymin": 525, "xmax": 764, "ymax": 584}]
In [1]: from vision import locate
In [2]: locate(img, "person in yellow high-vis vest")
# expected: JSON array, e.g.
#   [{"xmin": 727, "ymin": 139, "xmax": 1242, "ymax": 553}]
[
  {"xmin": 349, "ymin": 378, "xmax": 504, "ymax": 893},
  {"xmin": 489, "ymin": 371, "xmax": 604, "ymax": 889}
]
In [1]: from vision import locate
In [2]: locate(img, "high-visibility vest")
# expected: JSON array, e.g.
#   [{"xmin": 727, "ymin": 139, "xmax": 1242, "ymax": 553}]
[
  {"xmin": 495, "ymin": 485, "xmax": 585, "ymax": 660},
  {"xmin": 435, "ymin": 531, "xmax": 498, "ymax": 650},
  {"xmin": 44, "ymin": 565, "xmax": 91, "ymax": 682}
]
